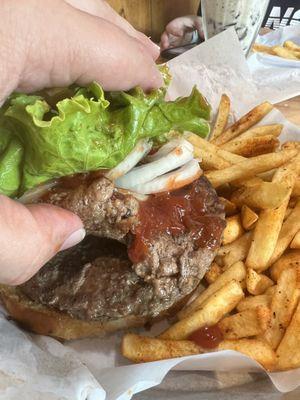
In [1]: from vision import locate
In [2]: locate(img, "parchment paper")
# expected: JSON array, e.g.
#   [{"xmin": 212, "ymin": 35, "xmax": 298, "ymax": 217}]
[{"xmin": 1, "ymin": 29, "xmax": 300, "ymax": 400}]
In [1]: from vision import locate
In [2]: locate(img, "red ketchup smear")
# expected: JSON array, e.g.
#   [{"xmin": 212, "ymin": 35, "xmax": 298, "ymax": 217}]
[
  {"xmin": 128, "ymin": 181, "xmax": 224, "ymax": 264},
  {"xmin": 189, "ymin": 325, "xmax": 223, "ymax": 349}
]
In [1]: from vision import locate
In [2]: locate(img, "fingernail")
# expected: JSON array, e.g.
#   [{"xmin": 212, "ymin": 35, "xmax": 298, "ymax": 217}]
[{"xmin": 59, "ymin": 228, "xmax": 86, "ymax": 251}]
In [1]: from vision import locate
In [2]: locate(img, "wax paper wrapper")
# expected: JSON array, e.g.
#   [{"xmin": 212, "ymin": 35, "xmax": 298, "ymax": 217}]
[
  {"xmin": 247, "ymin": 25, "xmax": 300, "ymax": 102},
  {"xmin": 1, "ymin": 29, "xmax": 300, "ymax": 400}
]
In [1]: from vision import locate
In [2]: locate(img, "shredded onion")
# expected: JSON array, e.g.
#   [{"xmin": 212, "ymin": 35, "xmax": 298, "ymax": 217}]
[
  {"xmin": 115, "ymin": 138, "xmax": 194, "ymax": 190},
  {"xmin": 18, "ymin": 180, "xmax": 58, "ymax": 204},
  {"xmin": 105, "ymin": 139, "xmax": 152, "ymax": 181},
  {"xmin": 128, "ymin": 159, "xmax": 202, "ymax": 194}
]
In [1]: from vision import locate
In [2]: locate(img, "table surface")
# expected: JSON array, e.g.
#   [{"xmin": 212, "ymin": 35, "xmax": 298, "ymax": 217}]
[{"xmin": 276, "ymin": 96, "xmax": 300, "ymax": 126}]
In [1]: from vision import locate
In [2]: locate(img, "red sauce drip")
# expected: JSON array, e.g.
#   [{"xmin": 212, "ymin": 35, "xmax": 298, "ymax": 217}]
[
  {"xmin": 189, "ymin": 325, "xmax": 223, "ymax": 349},
  {"xmin": 128, "ymin": 181, "xmax": 223, "ymax": 264}
]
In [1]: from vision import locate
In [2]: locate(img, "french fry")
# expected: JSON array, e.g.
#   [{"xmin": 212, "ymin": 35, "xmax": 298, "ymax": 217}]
[
  {"xmin": 246, "ymin": 269, "xmax": 274, "ymax": 295},
  {"xmin": 121, "ymin": 334, "xmax": 201, "ymax": 362},
  {"xmin": 210, "ymin": 94, "xmax": 231, "ymax": 141},
  {"xmin": 262, "ymin": 267, "xmax": 300, "ymax": 349},
  {"xmin": 221, "ymin": 233, "xmax": 252, "ymax": 268},
  {"xmin": 237, "ymin": 292, "xmax": 273, "ymax": 312},
  {"xmin": 177, "ymin": 262, "xmax": 246, "ymax": 320},
  {"xmin": 291, "ymin": 231, "xmax": 300, "ymax": 249},
  {"xmin": 246, "ymin": 154, "xmax": 300, "ymax": 271},
  {"xmin": 284, "ymin": 207, "xmax": 293, "ymax": 221},
  {"xmin": 222, "ymin": 215, "xmax": 244, "ymax": 245},
  {"xmin": 160, "ymin": 280, "xmax": 244, "ymax": 340},
  {"xmin": 205, "ymin": 262, "xmax": 222, "ymax": 284},
  {"xmin": 231, "ymin": 182, "xmax": 290, "ymax": 210},
  {"xmin": 220, "ymin": 135, "xmax": 279, "ymax": 157},
  {"xmin": 241, "ymin": 205, "xmax": 258, "ymax": 230},
  {"xmin": 205, "ymin": 149, "xmax": 297, "ymax": 188},
  {"xmin": 284, "ymin": 40, "xmax": 300, "ymax": 52},
  {"xmin": 224, "ymin": 124, "xmax": 282, "ymax": 145},
  {"xmin": 276, "ymin": 301, "xmax": 300, "ymax": 370},
  {"xmin": 252, "ymin": 43, "xmax": 275, "ymax": 55},
  {"xmin": 282, "ymin": 141, "xmax": 300, "ymax": 151},
  {"xmin": 218, "ymin": 307, "xmax": 270, "ymax": 339},
  {"xmin": 187, "ymin": 132, "xmax": 243, "ymax": 170},
  {"xmin": 272, "ymin": 45, "xmax": 299, "ymax": 60},
  {"xmin": 220, "ymin": 197, "xmax": 238, "ymax": 216},
  {"xmin": 268, "ymin": 201, "xmax": 300, "ymax": 266},
  {"xmin": 219, "ymin": 339, "xmax": 276, "ymax": 370},
  {"xmin": 293, "ymin": 179, "xmax": 300, "ymax": 197},
  {"xmin": 270, "ymin": 250, "xmax": 300, "ymax": 281},
  {"xmin": 211, "ymin": 102, "xmax": 273, "ymax": 146}
]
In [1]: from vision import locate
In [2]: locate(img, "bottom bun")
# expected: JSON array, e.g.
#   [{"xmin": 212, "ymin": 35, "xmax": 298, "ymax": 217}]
[{"xmin": 0, "ymin": 285, "xmax": 146, "ymax": 340}]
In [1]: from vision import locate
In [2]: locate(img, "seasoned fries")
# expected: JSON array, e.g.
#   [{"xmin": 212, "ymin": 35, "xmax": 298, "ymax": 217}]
[
  {"xmin": 160, "ymin": 280, "xmax": 244, "ymax": 340},
  {"xmin": 253, "ymin": 40, "xmax": 300, "ymax": 61},
  {"xmin": 219, "ymin": 339, "xmax": 276, "ymax": 370},
  {"xmin": 210, "ymin": 94, "xmax": 230, "ymax": 141},
  {"xmin": 205, "ymin": 149, "xmax": 297, "ymax": 188},
  {"xmin": 122, "ymin": 95, "xmax": 300, "ymax": 373},
  {"xmin": 241, "ymin": 205, "xmax": 258, "ymax": 230},
  {"xmin": 222, "ymin": 215, "xmax": 244, "ymax": 245},
  {"xmin": 178, "ymin": 262, "xmax": 246, "ymax": 320},
  {"xmin": 211, "ymin": 102, "xmax": 273, "ymax": 145},
  {"xmin": 122, "ymin": 334, "xmax": 201, "ymax": 362},
  {"xmin": 231, "ymin": 182, "xmax": 290, "ymax": 210}
]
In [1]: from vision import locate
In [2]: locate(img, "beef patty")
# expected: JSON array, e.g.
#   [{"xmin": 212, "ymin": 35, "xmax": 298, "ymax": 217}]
[{"xmin": 20, "ymin": 175, "xmax": 225, "ymax": 322}]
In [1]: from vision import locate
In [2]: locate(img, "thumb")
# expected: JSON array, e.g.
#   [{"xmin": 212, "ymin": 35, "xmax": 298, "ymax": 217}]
[{"xmin": 0, "ymin": 195, "xmax": 85, "ymax": 285}]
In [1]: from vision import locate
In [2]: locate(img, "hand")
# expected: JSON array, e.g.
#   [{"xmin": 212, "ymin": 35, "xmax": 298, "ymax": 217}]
[
  {"xmin": 160, "ymin": 16, "xmax": 204, "ymax": 50},
  {"xmin": 0, "ymin": 0, "xmax": 162, "ymax": 285}
]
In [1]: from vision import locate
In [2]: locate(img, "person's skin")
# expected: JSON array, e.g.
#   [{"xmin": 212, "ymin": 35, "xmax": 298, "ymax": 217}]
[
  {"xmin": 160, "ymin": 16, "xmax": 204, "ymax": 50},
  {"xmin": 0, "ymin": 0, "xmax": 162, "ymax": 286}
]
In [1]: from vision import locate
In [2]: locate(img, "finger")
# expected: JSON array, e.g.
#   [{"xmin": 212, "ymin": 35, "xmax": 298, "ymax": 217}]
[
  {"xmin": 64, "ymin": 0, "xmax": 160, "ymax": 60},
  {"xmin": 0, "ymin": 195, "xmax": 84, "ymax": 285},
  {"xmin": 17, "ymin": 2, "xmax": 163, "ymax": 92},
  {"xmin": 160, "ymin": 31, "xmax": 171, "ymax": 50}
]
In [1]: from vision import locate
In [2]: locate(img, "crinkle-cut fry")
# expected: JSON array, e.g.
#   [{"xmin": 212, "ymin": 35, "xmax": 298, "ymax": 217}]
[
  {"xmin": 267, "ymin": 200, "xmax": 300, "ymax": 266},
  {"xmin": 291, "ymin": 231, "xmax": 300, "ymax": 249},
  {"xmin": 221, "ymin": 233, "xmax": 252, "ymax": 268},
  {"xmin": 237, "ymin": 292, "xmax": 272, "ymax": 312},
  {"xmin": 205, "ymin": 262, "xmax": 222, "ymax": 284},
  {"xmin": 218, "ymin": 307, "xmax": 270, "ymax": 339},
  {"xmin": 222, "ymin": 215, "xmax": 244, "ymax": 245},
  {"xmin": 241, "ymin": 205, "xmax": 258, "ymax": 230},
  {"xmin": 219, "ymin": 339, "xmax": 276, "ymax": 370},
  {"xmin": 186, "ymin": 132, "xmax": 243, "ymax": 169},
  {"xmin": 246, "ymin": 269, "xmax": 274, "ymax": 295},
  {"xmin": 210, "ymin": 94, "xmax": 231, "ymax": 141},
  {"xmin": 160, "ymin": 280, "xmax": 244, "ymax": 340},
  {"xmin": 211, "ymin": 102, "xmax": 273, "ymax": 146},
  {"xmin": 205, "ymin": 149, "xmax": 297, "ymax": 188},
  {"xmin": 220, "ymin": 135, "xmax": 279, "ymax": 157},
  {"xmin": 270, "ymin": 250, "xmax": 300, "ymax": 282},
  {"xmin": 246, "ymin": 153, "xmax": 300, "ymax": 271},
  {"xmin": 261, "ymin": 267, "xmax": 300, "ymax": 350},
  {"xmin": 223, "ymin": 124, "xmax": 282, "ymax": 145},
  {"xmin": 177, "ymin": 262, "xmax": 246, "ymax": 320},
  {"xmin": 276, "ymin": 301, "xmax": 300, "ymax": 370},
  {"xmin": 121, "ymin": 333, "xmax": 201, "ymax": 362},
  {"xmin": 231, "ymin": 182, "xmax": 290, "ymax": 210},
  {"xmin": 252, "ymin": 43, "xmax": 275, "ymax": 55}
]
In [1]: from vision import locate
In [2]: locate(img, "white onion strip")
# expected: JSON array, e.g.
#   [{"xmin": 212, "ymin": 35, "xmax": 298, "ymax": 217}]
[
  {"xmin": 145, "ymin": 138, "xmax": 186, "ymax": 162},
  {"xmin": 18, "ymin": 180, "xmax": 58, "ymax": 204},
  {"xmin": 105, "ymin": 139, "xmax": 152, "ymax": 181},
  {"xmin": 115, "ymin": 138, "xmax": 194, "ymax": 190},
  {"xmin": 127, "ymin": 160, "xmax": 202, "ymax": 194}
]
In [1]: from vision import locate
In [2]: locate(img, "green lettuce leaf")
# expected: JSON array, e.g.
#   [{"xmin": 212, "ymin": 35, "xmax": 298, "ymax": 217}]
[{"xmin": 0, "ymin": 81, "xmax": 211, "ymax": 197}]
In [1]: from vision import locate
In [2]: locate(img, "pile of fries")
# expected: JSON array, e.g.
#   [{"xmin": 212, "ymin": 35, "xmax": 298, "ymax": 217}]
[
  {"xmin": 253, "ymin": 40, "xmax": 300, "ymax": 61},
  {"xmin": 121, "ymin": 95, "xmax": 300, "ymax": 372}
]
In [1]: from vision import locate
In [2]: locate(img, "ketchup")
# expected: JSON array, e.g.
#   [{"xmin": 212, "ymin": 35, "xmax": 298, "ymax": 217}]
[
  {"xmin": 128, "ymin": 181, "xmax": 224, "ymax": 263},
  {"xmin": 189, "ymin": 325, "xmax": 223, "ymax": 349}
]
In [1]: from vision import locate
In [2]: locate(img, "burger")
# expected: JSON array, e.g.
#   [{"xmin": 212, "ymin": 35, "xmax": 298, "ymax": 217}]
[{"xmin": 0, "ymin": 74, "xmax": 226, "ymax": 339}]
